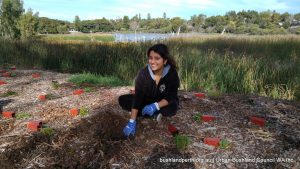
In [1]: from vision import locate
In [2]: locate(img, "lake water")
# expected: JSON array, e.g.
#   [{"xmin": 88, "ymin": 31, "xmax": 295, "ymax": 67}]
[
  {"xmin": 113, "ymin": 33, "xmax": 206, "ymax": 42},
  {"xmin": 113, "ymin": 33, "xmax": 174, "ymax": 42}
]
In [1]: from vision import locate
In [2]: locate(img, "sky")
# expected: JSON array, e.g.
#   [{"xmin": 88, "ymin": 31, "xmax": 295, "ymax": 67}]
[{"xmin": 23, "ymin": 0, "xmax": 300, "ymax": 22}]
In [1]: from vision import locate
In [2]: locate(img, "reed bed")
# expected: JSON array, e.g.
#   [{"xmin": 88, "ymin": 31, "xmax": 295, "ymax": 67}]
[{"xmin": 1, "ymin": 35, "xmax": 299, "ymax": 100}]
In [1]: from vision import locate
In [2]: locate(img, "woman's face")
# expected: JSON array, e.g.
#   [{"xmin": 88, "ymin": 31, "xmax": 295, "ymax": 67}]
[{"xmin": 148, "ymin": 50, "xmax": 167, "ymax": 72}]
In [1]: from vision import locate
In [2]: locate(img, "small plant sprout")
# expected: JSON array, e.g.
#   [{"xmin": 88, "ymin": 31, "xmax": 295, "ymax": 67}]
[
  {"xmin": 79, "ymin": 107, "xmax": 89, "ymax": 117},
  {"xmin": 51, "ymin": 80, "xmax": 60, "ymax": 89},
  {"xmin": 219, "ymin": 139, "xmax": 231, "ymax": 149},
  {"xmin": 175, "ymin": 134, "xmax": 190, "ymax": 151},
  {"xmin": 40, "ymin": 127, "xmax": 54, "ymax": 136},
  {"xmin": 16, "ymin": 112, "xmax": 31, "ymax": 120},
  {"xmin": 84, "ymin": 87, "xmax": 93, "ymax": 92},
  {"xmin": 0, "ymin": 91, "xmax": 18, "ymax": 97},
  {"xmin": 192, "ymin": 112, "xmax": 202, "ymax": 122}
]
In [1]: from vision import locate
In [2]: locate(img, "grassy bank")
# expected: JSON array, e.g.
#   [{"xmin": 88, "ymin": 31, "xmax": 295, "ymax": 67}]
[
  {"xmin": 0, "ymin": 35, "xmax": 299, "ymax": 100},
  {"xmin": 40, "ymin": 33, "xmax": 115, "ymax": 42}
]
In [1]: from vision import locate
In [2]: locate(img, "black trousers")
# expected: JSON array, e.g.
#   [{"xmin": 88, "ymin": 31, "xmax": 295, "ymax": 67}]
[{"xmin": 118, "ymin": 94, "xmax": 178, "ymax": 116}]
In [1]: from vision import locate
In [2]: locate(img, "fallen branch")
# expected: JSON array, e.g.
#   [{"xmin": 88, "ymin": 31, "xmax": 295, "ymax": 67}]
[
  {"xmin": 0, "ymin": 133, "xmax": 28, "ymax": 138},
  {"xmin": 0, "ymin": 118, "xmax": 14, "ymax": 123},
  {"xmin": 151, "ymin": 139, "xmax": 166, "ymax": 147},
  {"xmin": 0, "ymin": 142, "xmax": 13, "ymax": 148},
  {"xmin": 124, "ymin": 142, "xmax": 138, "ymax": 159}
]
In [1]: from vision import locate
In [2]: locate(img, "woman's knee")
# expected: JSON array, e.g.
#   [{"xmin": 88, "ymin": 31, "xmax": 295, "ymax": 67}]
[
  {"xmin": 159, "ymin": 102, "xmax": 179, "ymax": 117},
  {"xmin": 118, "ymin": 94, "xmax": 133, "ymax": 111}
]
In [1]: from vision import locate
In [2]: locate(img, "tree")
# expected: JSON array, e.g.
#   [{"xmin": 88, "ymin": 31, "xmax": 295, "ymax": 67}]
[
  {"xmin": 74, "ymin": 15, "xmax": 80, "ymax": 31},
  {"xmin": 147, "ymin": 13, "xmax": 151, "ymax": 20},
  {"xmin": 236, "ymin": 10, "xmax": 260, "ymax": 25},
  {"xmin": 112, "ymin": 18, "xmax": 123, "ymax": 31},
  {"xmin": 130, "ymin": 15, "xmax": 139, "ymax": 41},
  {"xmin": 225, "ymin": 11, "xmax": 238, "ymax": 33},
  {"xmin": 38, "ymin": 17, "xmax": 69, "ymax": 34},
  {"xmin": 259, "ymin": 11, "xmax": 273, "ymax": 29},
  {"xmin": 225, "ymin": 11, "xmax": 237, "ymax": 21},
  {"xmin": 271, "ymin": 11, "xmax": 280, "ymax": 23},
  {"xmin": 94, "ymin": 18, "xmax": 114, "ymax": 32},
  {"xmin": 170, "ymin": 17, "xmax": 184, "ymax": 33},
  {"xmin": 123, "ymin": 15, "xmax": 129, "ymax": 30},
  {"xmin": 190, "ymin": 14, "xmax": 206, "ymax": 32},
  {"xmin": 294, "ymin": 13, "xmax": 300, "ymax": 21},
  {"xmin": 17, "ymin": 8, "xmax": 39, "ymax": 39},
  {"xmin": 0, "ymin": 0, "xmax": 24, "ymax": 39},
  {"xmin": 203, "ymin": 15, "xmax": 228, "ymax": 33},
  {"xmin": 57, "ymin": 24, "xmax": 68, "ymax": 34},
  {"xmin": 280, "ymin": 12, "xmax": 292, "ymax": 29}
]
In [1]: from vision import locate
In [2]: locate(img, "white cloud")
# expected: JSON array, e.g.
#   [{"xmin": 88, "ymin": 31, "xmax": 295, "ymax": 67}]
[
  {"xmin": 240, "ymin": 0, "xmax": 289, "ymax": 10},
  {"xmin": 185, "ymin": 0, "xmax": 219, "ymax": 8}
]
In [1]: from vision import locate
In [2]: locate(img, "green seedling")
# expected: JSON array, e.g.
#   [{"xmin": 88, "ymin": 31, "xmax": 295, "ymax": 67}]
[
  {"xmin": 45, "ymin": 93, "xmax": 55, "ymax": 100},
  {"xmin": 175, "ymin": 134, "xmax": 190, "ymax": 151},
  {"xmin": 219, "ymin": 139, "xmax": 231, "ymax": 149},
  {"xmin": 0, "ymin": 91, "xmax": 18, "ymax": 97},
  {"xmin": 79, "ymin": 107, "xmax": 89, "ymax": 117},
  {"xmin": 51, "ymin": 81, "xmax": 60, "ymax": 89},
  {"xmin": 192, "ymin": 112, "xmax": 202, "ymax": 122},
  {"xmin": 40, "ymin": 127, "xmax": 54, "ymax": 136},
  {"xmin": 16, "ymin": 112, "xmax": 31, "ymax": 120},
  {"xmin": 10, "ymin": 72, "xmax": 17, "ymax": 77},
  {"xmin": 84, "ymin": 87, "xmax": 94, "ymax": 92},
  {"xmin": 207, "ymin": 90, "xmax": 221, "ymax": 97}
]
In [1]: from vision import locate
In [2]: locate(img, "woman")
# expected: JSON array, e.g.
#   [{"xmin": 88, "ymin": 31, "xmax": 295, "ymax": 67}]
[{"xmin": 119, "ymin": 43, "xmax": 180, "ymax": 137}]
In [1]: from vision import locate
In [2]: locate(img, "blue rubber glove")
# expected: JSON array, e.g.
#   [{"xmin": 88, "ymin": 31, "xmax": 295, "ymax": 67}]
[
  {"xmin": 123, "ymin": 119, "xmax": 136, "ymax": 137},
  {"xmin": 142, "ymin": 102, "xmax": 160, "ymax": 116}
]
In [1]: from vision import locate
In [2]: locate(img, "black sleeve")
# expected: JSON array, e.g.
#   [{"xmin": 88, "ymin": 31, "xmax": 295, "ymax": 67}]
[
  {"xmin": 164, "ymin": 70, "xmax": 180, "ymax": 104},
  {"xmin": 132, "ymin": 69, "xmax": 145, "ymax": 110}
]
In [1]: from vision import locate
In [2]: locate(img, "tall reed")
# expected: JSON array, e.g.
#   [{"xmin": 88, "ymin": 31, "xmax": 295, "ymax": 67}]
[{"xmin": 0, "ymin": 35, "xmax": 299, "ymax": 100}]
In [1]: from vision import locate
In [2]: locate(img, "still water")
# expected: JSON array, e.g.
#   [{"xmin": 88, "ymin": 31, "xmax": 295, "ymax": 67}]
[
  {"xmin": 113, "ymin": 33, "xmax": 204, "ymax": 42},
  {"xmin": 113, "ymin": 33, "xmax": 173, "ymax": 42}
]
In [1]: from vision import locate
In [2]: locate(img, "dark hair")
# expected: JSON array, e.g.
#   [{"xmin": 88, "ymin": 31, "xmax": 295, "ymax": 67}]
[{"xmin": 147, "ymin": 43, "xmax": 178, "ymax": 69}]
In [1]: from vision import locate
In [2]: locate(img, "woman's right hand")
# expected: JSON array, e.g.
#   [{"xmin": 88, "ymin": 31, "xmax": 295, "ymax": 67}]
[{"xmin": 123, "ymin": 119, "xmax": 136, "ymax": 137}]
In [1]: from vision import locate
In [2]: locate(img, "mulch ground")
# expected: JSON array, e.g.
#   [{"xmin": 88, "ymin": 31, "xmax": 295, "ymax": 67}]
[{"xmin": 0, "ymin": 69, "xmax": 299, "ymax": 169}]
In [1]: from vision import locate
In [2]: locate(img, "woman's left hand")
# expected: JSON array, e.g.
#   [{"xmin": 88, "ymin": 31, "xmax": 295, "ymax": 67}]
[{"xmin": 142, "ymin": 102, "xmax": 160, "ymax": 116}]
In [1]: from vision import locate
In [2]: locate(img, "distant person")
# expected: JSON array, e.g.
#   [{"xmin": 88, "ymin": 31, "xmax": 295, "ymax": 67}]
[{"xmin": 118, "ymin": 43, "xmax": 180, "ymax": 137}]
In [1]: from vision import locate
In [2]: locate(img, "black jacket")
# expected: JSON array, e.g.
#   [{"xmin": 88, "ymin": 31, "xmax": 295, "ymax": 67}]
[{"xmin": 132, "ymin": 65, "xmax": 180, "ymax": 110}]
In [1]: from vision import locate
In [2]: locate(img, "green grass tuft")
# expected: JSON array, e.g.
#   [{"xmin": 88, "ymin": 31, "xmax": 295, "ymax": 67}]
[
  {"xmin": 79, "ymin": 107, "xmax": 89, "ymax": 117},
  {"xmin": 51, "ymin": 81, "xmax": 60, "ymax": 89},
  {"xmin": 69, "ymin": 72, "xmax": 127, "ymax": 87},
  {"xmin": 16, "ymin": 112, "xmax": 31, "ymax": 120},
  {"xmin": 174, "ymin": 135, "xmax": 190, "ymax": 151},
  {"xmin": 219, "ymin": 139, "xmax": 231, "ymax": 149},
  {"xmin": 40, "ymin": 127, "xmax": 54, "ymax": 136},
  {"xmin": 192, "ymin": 112, "xmax": 202, "ymax": 122},
  {"xmin": 0, "ymin": 91, "xmax": 18, "ymax": 97},
  {"xmin": 84, "ymin": 87, "xmax": 94, "ymax": 92}
]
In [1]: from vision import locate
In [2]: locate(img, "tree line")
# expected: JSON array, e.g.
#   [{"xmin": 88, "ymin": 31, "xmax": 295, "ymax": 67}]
[
  {"xmin": 69, "ymin": 11, "xmax": 300, "ymax": 35},
  {"xmin": 1, "ymin": 0, "xmax": 300, "ymax": 40}
]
